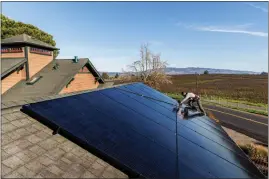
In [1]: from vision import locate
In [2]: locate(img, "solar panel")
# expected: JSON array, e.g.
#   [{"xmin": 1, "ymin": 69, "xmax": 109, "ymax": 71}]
[{"xmin": 21, "ymin": 83, "xmax": 265, "ymax": 179}]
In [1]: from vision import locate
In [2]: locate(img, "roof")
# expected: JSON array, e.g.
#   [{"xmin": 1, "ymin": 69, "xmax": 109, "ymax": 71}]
[
  {"xmin": 85, "ymin": 59, "xmax": 105, "ymax": 84},
  {"xmin": 1, "ymin": 34, "xmax": 59, "ymax": 50},
  {"xmin": 1, "ymin": 58, "xmax": 27, "ymax": 78},
  {"xmin": 19, "ymin": 83, "xmax": 265, "ymax": 179},
  {"xmin": 1, "ymin": 85, "xmax": 129, "ymax": 178},
  {"xmin": 98, "ymin": 80, "xmax": 115, "ymax": 88},
  {"xmin": 2, "ymin": 58, "xmax": 104, "ymax": 102}
]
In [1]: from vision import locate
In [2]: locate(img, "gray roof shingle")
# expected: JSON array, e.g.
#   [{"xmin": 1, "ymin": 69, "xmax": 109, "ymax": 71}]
[
  {"xmin": 1, "ymin": 58, "xmax": 27, "ymax": 78},
  {"xmin": 1, "ymin": 82, "xmax": 132, "ymax": 110},
  {"xmin": 1, "ymin": 34, "xmax": 59, "ymax": 50},
  {"xmin": 1, "ymin": 109, "xmax": 127, "ymax": 178},
  {"xmin": 1, "ymin": 82, "xmax": 130, "ymax": 178},
  {"xmin": 2, "ymin": 58, "xmax": 104, "ymax": 101}
]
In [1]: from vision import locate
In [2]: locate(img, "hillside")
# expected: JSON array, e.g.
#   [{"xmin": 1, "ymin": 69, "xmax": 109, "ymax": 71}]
[
  {"xmin": 102, "ymin": 67, "xmax": 260, "ymax": 76},
  {"xmin": 165, "ymin": 67, "xmax": 259, "ymax": 75}
]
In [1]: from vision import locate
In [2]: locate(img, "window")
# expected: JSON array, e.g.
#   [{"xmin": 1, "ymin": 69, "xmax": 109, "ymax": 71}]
[
  {"xmin": 1, "ymin": 47, "xmax": 23, "ymax": 53},
  {"xmin": 30, "ymin": 47, "xmax": 52, "ymax": 56}
]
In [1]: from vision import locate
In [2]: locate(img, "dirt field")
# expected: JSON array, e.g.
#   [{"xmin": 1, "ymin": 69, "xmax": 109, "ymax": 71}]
[{"xmin": 158, "ymin": 74, "xmax": 268, "ymax": 104}]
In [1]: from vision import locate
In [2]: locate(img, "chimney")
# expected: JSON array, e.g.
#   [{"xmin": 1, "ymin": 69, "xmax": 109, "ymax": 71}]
[{"xmin": 73, "ymin": 56, "xmax": 79, "ymax": 63}]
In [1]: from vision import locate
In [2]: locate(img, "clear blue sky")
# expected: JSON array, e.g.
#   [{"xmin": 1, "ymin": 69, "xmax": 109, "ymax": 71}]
[{"xmin": 2, "ymin": 2, "xmax": 268, "ymax": 72}]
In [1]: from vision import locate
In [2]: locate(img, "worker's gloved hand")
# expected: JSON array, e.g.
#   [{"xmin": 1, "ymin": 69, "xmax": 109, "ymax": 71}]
[{"xmin": 173, "ymin": 106, "xmax": 180, "ymax": 113}]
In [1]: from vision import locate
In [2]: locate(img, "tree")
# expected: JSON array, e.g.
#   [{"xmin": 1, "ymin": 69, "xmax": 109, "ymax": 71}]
[
  {"xmin": 102, "ymin": 72, "xmax": 109, "ymax": 79},
  {"xmin": 121, "ymin": 44, "xmax": 172, "ymax": 89},
  {"xmin": 1, "ymin": 14, "xmax": 59, "ymax": 57},
  {"xmin": 204, "ymin": 70, "xmax": 209, "ymax": 74},
  {"xmin": 260, "ymin": 72, "xmax": 268, "ymax": 75},
  {"xmin": 115, "ymin": 73, "xmax": 119, "ymax": 78}
]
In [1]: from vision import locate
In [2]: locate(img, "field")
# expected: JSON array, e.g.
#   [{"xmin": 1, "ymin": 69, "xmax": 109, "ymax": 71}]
[{"xmin": 158, "ymin": 74, "xmax": 268, "ymax": 104}]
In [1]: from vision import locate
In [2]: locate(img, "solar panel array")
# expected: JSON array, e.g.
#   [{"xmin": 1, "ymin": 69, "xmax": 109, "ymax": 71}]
[{"xmin": 21, "ymin": 83, "xmax": 265, "ymax": 179}]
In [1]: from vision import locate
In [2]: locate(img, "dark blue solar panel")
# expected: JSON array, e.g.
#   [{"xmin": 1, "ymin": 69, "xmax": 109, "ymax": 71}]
[
  {"xmin": 21, "ymin": 83, "xmax": 265, "ymax": 179},
  {"xmin": 120, "ymin": 83, "xmax": 177, "ymax": 111},
  {"xmin": 177, "ymin": 119, "xmax": 248, "ymax": 158},
  {"xmin": 116, "ymin": 87, "xmax": 176, "ymax": 120}
]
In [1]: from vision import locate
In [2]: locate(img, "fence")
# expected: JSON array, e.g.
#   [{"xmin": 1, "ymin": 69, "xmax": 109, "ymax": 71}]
[{"xmin": 200, "ymin": 95, "xmax": 268, "ymax": 114}]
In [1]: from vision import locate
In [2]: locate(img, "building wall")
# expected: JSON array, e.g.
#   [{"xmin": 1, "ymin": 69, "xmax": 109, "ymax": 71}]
[
  {"xmin": 2, "ymin": 66, "xmax": 26, "ymax": 94},
  {"xmin": 79, "ymin": 66, "xmax": 90, "ymax": 73},
  {"xmin": 27, "ymin": 47, "xmax": 53, "ymax": 78},
  {"xmin": 1, "ymin": 49, "xmax": 25, "ymax": 58},
  {"xmin": 59, "ymin": 72, "xmax": 99, "ymax": 94}
]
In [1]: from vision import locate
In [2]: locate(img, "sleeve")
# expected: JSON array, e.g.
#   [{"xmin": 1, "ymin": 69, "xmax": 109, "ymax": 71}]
[{"xmin": 180, "ymin": 93, "xmax": 190, "ymax": 104}]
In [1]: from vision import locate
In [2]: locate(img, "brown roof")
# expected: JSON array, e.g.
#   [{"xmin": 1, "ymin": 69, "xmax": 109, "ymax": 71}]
[
  {"xmin": 1, "ymin": 34, "xmax": 59, "ymax": 50},
  {"xmin": 2, "ymin": 58, "xmax": 105, "ymax": 102},
  {"xmin": 1, "ymin": 83, "xmax": 130, "ymax": 178}
]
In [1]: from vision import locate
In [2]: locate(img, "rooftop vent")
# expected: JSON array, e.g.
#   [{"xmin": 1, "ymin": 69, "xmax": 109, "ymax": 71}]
[
  {"xmin": 27, "ymin": 76, "xmax": 43, "ymax": 85},
  {"xmin": 52, "ymin": 62, "xmax": 60, "ymax": 70},
  {"xmin": 73, "ymin": 56, "xmax": 79, "ymax": 63}
]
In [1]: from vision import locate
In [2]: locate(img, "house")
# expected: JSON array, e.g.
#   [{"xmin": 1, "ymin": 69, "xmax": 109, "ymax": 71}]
[
  {"xmin": 1, "ymin": 34, "xmax": 106, "ymax": 101},
  {"xmin": 1, "ymin": 35, "xmax": 265, "ymax": 179},
  {"xmin": 1, "ymin": 82, "xmax": 265, "ymax": 178}
]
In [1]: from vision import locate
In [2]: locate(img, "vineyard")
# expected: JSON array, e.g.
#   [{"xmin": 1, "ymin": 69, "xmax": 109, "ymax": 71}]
[{"xmin": 157, "ymin": 74, "xmax": 268, "ymax": 104}]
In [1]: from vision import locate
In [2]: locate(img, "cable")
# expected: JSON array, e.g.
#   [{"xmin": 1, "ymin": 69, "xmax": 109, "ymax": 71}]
[
  {"xmin": 116, "ymin": 87, "xmax": 179, "ymax": 107},
  {"xmin": 175, "ymin": 106, "xmax": 179, "ymax": 179}
]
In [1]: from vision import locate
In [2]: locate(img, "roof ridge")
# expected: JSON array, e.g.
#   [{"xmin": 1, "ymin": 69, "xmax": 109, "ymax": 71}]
[{"xmin": 1, "ymin": 82, "xmax": 140, "ymax": 110}]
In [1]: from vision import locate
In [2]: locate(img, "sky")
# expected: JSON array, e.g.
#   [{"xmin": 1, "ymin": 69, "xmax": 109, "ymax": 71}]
[{"xmin": 2, "ymin": 2, "xmax": 268, "ymax": 72}]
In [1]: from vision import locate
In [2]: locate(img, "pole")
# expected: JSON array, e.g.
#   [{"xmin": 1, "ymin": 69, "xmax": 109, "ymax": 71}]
[{"xmin": 196, "ymin": 72, "xmax": 198, "ymax": 93}]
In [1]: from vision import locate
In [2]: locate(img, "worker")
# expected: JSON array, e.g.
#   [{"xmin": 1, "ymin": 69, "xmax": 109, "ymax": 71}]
[{"xmin": 180, "ymin": 92, "xmax": 206, "ymax": 115}]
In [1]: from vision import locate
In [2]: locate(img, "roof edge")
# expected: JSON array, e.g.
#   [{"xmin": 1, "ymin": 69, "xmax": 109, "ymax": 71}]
[
  {"xmin": 1, "ymin": 58, "xmax": 27, "ymax": 79},
  {"xmin": 54, "ymin": 58, "xmax": 105, "ymax": 93},
  {"xmin": 54, "ymin": 59, "xmax": 89, "ymax": 94},
  {"xmin": 1, "ymin": 42, "xmax": 59, "ymax": 50},
  {"xmin": 86, "ymin": 58, "xmax": 105, "ymax": 83},
  {"xmin": 1, "ymin": 82, "xmax": 140, "ymax": 110}
]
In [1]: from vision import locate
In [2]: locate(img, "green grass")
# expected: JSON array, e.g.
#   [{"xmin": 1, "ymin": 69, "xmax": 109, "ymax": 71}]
[
  {"xmin": 203, "ymin": 100, "xmax": 268, "ymax": 116},
  {"xmin": 202, "ymin": 96, "xmax": 267, "ymax": 108},
  {"xmin": 165, "ymin": 93, "xmax": 183, "ymax": 101}
]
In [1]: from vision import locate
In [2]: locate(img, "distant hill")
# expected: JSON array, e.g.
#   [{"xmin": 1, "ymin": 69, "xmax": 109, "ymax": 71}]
[
  {"xmin": 164, "ymin": 67, "xmax": 259, "ymax": 75},
  {"xmin": 101, "ymin": 72, "xmax": 121, "ymax": 77},
  {"xmin": 101, "ymin": 67, "xmax": 260, "ymax": 76}
]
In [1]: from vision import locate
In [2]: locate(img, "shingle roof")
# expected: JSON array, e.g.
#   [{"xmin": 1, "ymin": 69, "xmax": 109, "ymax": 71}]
[
  {"xmin": 1, "ymin": 83, "xmax": 131, "ymax": 111},
  {"xmin": 1, "ymin": 34, "xmax": 59, "ymax": 50},
  {"xmin": 1, "ymin": 83, "xmax": 129, "ymax": 178},
  {"xmin": 1, "ymin": 58, "xmax": 27, "ymax": 78},
  {"xmin": 2, "ymin": 58, "xmax": 104, "ymax": 102}
]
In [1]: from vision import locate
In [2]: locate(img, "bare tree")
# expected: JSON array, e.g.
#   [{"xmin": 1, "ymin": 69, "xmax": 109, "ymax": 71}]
[{"xmin": 120, "ymin": 44, "xmax": 172, "ymax": 89}]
